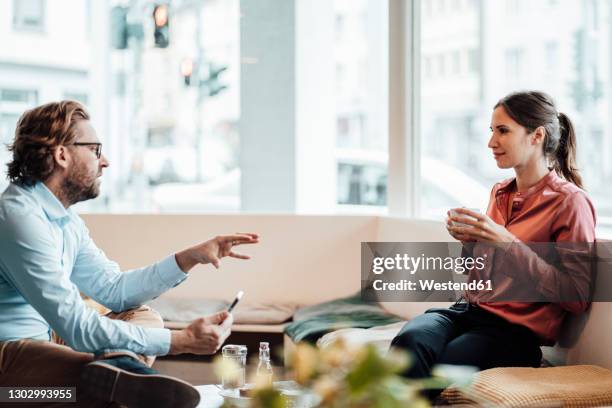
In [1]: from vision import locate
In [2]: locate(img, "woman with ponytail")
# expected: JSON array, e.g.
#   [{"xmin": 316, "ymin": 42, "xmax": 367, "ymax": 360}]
[{"xmin": 391, "ymin": 91, "xmax": 596, "ymax": 383}]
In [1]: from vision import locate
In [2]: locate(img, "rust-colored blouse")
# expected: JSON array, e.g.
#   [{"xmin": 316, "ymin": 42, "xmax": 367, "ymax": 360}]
[{"xmin": 466, "ymin": 170, "xmax": 597, "ymax": 345}]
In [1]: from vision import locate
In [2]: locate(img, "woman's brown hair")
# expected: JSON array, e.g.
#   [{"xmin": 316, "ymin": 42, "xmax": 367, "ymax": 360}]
[
  {"xmin": 494, "ymin": 91, "xmax": 583, "ymax": 189},
  {"xmin": 6, "ymin": 100, "xmax": 90, "ymax": 186}
]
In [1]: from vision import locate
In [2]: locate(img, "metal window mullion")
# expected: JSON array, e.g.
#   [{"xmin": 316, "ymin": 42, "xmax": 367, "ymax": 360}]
[
  {"xmin": 388, "ymin": 0, "xmax": 420, "ymax": 218},
  {"xmin": 408, "ymin": 0, "xmax": 421, "ymax": 218}
]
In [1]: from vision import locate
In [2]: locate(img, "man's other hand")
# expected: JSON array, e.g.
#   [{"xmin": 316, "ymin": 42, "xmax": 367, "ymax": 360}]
[{"xmin": 169, "ymin": 311, "xmax": 233, "ymax": 355}]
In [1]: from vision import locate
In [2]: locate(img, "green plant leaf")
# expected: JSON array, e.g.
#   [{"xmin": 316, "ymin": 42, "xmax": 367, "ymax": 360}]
[
  {"xmin": 346, "ymin": 345, "xmax": 390, "ymax": 393},
  {"xmin": 253, "ymin": 387, "xmax": 285, "ymax": 408}
]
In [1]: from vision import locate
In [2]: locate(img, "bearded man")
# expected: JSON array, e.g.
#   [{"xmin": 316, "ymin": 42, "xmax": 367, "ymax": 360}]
[{"xmin": 0, "ymin": 101, "xmax": 259, "ymax": 408}]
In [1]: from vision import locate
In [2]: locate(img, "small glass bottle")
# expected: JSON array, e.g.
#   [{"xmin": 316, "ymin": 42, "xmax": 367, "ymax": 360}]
[{"xmin": 256, "ymin": 342, "xmax": 274, "ymax": 385}]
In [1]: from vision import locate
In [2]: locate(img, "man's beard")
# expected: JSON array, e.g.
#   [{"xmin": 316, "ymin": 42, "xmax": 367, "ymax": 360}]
[{"xmin": 60, "ymin": 166, "xmax": 100, "ymax": 206}]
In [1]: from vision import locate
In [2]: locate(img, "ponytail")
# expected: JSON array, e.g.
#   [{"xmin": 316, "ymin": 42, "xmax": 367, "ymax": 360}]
[{"xmin": 556, "ymin": 112, "xmax": 583, "ymax": 189}]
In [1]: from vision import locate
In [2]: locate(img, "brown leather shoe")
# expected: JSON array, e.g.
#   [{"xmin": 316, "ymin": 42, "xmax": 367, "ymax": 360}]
[{"xmin": 81, "ymin": 356, "xmax": 200, "ymax": 408}]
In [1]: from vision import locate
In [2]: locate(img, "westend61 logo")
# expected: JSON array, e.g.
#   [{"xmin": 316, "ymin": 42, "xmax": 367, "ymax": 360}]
[{"xmin": 371, "ymin": 253, "xmax": 486, "ymax": 275}]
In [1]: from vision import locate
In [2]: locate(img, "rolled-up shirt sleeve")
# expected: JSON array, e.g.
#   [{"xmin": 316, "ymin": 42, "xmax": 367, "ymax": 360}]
[
  {"xmin": 0, "ymin": 213, "xmax": 173, "ymax": 356},
  {"xmin": 70, "ymin": 219, "xmax": 187, "ymax": 313}
]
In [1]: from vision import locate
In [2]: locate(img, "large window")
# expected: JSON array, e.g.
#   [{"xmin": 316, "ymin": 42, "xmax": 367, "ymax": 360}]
[
  {"xmin": 0, "ymin": 0, "xmax": 387, "ymax": 214},
  {"xmin": 335, "ymin": 0, "xmax": 388, "ymax": 211},
  {"xmin": 419, "ymin": 0, "xmax": 612, "ymax": 235},
  {"xmin": 96, "ymin": 0, "xmax": 387, "ymax": 213},
  {"xmin": 0, "ymin": 0, "xmax": 610, "ymax": 236},
  {"xmin": 102, "ymin": 0, "xmax": 241, "ymax": 213}
]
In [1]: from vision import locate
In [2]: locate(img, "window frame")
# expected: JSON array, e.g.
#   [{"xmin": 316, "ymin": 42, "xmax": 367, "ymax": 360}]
[{"xmin": 387, "ymin": 0, "xmax": 421, "ymax": 217}]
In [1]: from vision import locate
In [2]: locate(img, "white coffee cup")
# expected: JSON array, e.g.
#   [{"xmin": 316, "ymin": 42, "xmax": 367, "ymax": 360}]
[{"xmin": 449, "ymin": 207, "xmax": 481, "ymax": 227}]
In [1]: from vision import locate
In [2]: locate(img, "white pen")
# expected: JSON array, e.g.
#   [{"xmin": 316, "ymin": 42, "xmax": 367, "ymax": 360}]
[{"xmin": 227, "ymin": 290, "xmax": 244, "ymax": 313}]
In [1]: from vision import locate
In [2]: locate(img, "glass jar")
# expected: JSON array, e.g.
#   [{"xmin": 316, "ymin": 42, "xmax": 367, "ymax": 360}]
[{"xmin": 221, "ymin": 344, "xmax": 247, "ymax": 389}]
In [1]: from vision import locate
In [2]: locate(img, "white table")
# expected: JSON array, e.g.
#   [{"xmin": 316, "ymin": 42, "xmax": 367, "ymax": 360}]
[
  {"xmin": 195, "ymin": 385, "xmax": 224, "ymax": 408},
  {"xmin": 195, "ymin": 381, "xmax": 312, "ymax": 408}
]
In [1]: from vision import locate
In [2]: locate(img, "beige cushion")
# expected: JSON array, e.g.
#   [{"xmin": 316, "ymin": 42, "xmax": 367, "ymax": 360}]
[
  {"xmin": 82, "ymin": 295, "xmax": 111, "ymax": 315},
  {"xmin": 231, "ymin": 302, "xmax": 298, "ymax": 324},
  {"xmin": 147, "ymin": 297, "xmax": 297, "ymax": 325},
  {"xmin": 441, "ymin": 365, "xmax": 612, "ymax": 407},
  {"xmin": 316, "ymin": 321, "xmax": 405, "ymax": 354},
  {"xmin": 146, "ymin": 297, "xmax": 228, "ymax": 322}
]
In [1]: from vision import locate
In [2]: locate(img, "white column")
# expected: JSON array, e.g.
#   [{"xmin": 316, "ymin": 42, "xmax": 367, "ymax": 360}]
[{"xmin": 240, "ymin": 0, "xmax": 335, "ymax": 213}]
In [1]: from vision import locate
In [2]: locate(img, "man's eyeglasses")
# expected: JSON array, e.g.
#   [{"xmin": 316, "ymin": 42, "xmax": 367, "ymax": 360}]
[{"xmin": 72, "ymin": 142, "xmax": 102, "ymax": 159}]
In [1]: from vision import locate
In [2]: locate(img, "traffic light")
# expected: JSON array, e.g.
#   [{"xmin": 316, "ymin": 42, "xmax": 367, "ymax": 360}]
[
  {"xmin": 204, "ymin": 64, "xmax": 228, "ymax": 96},
  {"xmin": 180, "ymin": 60, "xmax": 228, "ymax": 96},
  {"xmin": 153, "ymin": 4, "xmax": 169, "ymax": 48},
  {"xmin": 110, "ymin": 6, "xmax": 128, "ymax": 50},
  {"xmin": 180, "ymin": 57, "xmax": 194, "ymax": 86}
]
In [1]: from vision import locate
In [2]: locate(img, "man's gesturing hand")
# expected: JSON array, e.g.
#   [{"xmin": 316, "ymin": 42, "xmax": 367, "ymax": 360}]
[
  {"xmin": 169, "ymin": 311, "xmax": 233, "ymax": 355},
  {"xmin": 175, "ymin": 232, "xmax": 259, "ymax": 272}
]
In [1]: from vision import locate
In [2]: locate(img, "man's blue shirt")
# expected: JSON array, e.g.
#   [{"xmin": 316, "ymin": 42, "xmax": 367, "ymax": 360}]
[{"xmin": 0, "ymin": 182, "xmax": 187, "ymax": 355}]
